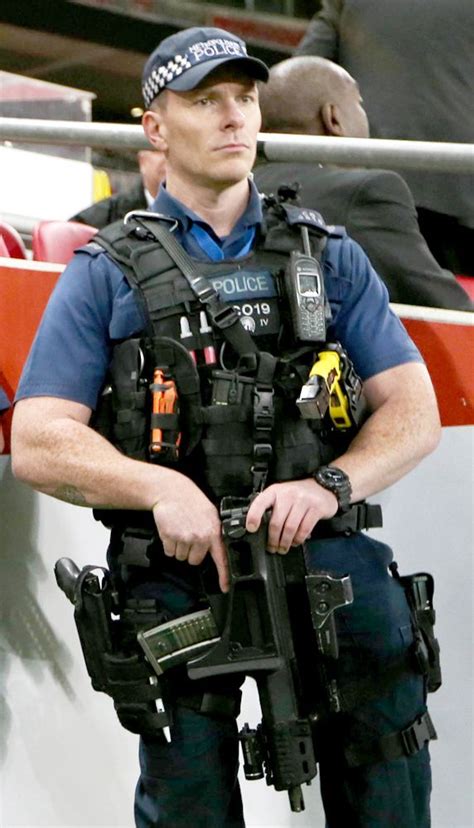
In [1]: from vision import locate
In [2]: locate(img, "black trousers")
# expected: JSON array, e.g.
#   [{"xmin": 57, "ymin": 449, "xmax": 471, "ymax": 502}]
[{"xmin": 128, "ymin": 532, "xmax": 432, "ymax": 827}]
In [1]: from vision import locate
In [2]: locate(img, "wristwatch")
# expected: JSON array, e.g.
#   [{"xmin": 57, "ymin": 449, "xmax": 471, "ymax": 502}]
[{"xmin": 313, "ymin": 465, "xmax": 352, "ymax": 513}]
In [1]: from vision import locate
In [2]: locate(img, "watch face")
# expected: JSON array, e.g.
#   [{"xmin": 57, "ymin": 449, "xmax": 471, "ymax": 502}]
[
  {"xmin": 321, "ymin": 467, "xmax": 346, "ymax": 484},
  {"xmin": 315, "ymin": 466, "xmax": 352, "ymax": 513},
  {"xmin": 317, "ymin": 466, "xmax": 347, "ymax": 486}
]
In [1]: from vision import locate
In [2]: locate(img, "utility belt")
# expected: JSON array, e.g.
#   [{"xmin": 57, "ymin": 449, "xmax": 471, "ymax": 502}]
[{"xmin": 106, "ymin": 500, "xmax": 384, "ymax": 573}]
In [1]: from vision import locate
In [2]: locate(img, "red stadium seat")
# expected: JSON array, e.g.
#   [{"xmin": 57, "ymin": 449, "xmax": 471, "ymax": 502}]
[
  {"xmin": 0, "ymin": 220, "xmax": 28, "ymax": 259},
  {"xmin": 455, "ymin": 274, "xmax": 474, "ymax": 301},
  {"xmin": 32, "ymin": 220, "xmax": 98, "ymax": 265},
  {"xmin": 0, "ymin": 235, "xmax": 9, "ymax": 257}
]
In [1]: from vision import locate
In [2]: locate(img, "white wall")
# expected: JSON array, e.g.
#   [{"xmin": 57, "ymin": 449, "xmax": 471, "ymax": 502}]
[
  {"xmin": 0, "ymin": 425, "xmax": 472, "ymax": 828},
  {"xmin": 0, "ymin": 146, "xmax": 93, "ymax": 223}
]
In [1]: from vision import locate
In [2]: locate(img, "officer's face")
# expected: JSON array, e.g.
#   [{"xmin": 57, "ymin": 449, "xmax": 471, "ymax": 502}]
[{"xmin": 144, "ymin": 67, "xmax": 262, "ymax": 192}]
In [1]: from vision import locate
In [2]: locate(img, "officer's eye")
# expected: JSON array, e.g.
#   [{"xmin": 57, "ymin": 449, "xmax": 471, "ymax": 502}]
[{"xmin": 239, "ymin": 93, "xmax": 256, "ymax": 104}]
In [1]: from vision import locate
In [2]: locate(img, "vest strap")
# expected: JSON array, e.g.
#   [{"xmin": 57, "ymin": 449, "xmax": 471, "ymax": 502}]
[{"xmin": 248, "ymin": 352, "xmax": 276, "ymax": 491}]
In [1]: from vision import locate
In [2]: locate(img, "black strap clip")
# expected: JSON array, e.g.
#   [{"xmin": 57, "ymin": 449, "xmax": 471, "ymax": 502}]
[
  {"xmin": 189, "ymin": 275, "xmax": 217, "ymax": 304},
  {"xmin": 250, "ymin": 448, "xmax": 272, "ymax": 493},
  {"xmin": 253, "ymin": 387, "xmax": 274, "ymax": 432},
  {"xmin": 207, "ymin": 302, "xmax": 241, "ymax": 330},
  {"xmin": 400, "ymin": 712, "xmax": 437, "ymax": 756},
  {"xmin": 345, "ymin": 710, "xmax": 437, "ymax": 768}
]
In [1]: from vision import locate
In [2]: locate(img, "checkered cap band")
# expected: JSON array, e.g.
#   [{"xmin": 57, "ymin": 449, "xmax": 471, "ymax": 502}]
[
  {"xmin": 143, "ymin": 54, "xmax": 193, "ymax": 107},
  {"xmin": 142, "ymin": 32, "xmax": 267, "ymax": 107}
]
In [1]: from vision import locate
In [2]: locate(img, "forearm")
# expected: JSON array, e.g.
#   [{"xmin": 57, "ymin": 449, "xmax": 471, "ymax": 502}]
[
  {"xmin": 12, "ymin": 398, "xmax": 230, "ymax": 591},
  {"xmin": 333, "ymin": 364, "xmax": 441, "ymax": 502},
  {"xmin": 12, "ymin": 409, "xmax": 180, "ymax": 511}
]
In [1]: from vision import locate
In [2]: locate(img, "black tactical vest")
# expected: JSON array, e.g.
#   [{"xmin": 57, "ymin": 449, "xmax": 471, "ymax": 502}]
[{"xmin": 90, "ymin": 200, "xmax": 350, "ymax": 523}]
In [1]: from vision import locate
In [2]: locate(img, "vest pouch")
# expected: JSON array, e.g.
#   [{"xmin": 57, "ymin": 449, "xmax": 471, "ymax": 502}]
[
  {"xmin": 201, "ymin": 371, "xmax": 255, "ymax": 497},
  {"xmin": 271, "ymin": 396, "xmax": 331, "ymax": 482},
  {"xmin": 93, "ymin": 338, "xmax": 148, "ymax": 461},
  {"xmin": 148, "ymin": 336, "xmax": 203, "ymax": 461}
]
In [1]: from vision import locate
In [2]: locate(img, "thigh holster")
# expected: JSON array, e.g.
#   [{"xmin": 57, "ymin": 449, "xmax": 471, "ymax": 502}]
[{"xmin": 55, "ymin": 558, "xmax": 170, "ymax": 737}]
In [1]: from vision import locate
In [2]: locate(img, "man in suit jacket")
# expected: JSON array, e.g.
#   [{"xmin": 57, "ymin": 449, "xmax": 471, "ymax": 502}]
[
  {"xmin": 294, "ymin": 0, "xmax": 474, "ymax": 277},
  {"xmin": 254, "ymin": 57, "xmax": 471, "ymax": 310},
  {"xmin": 71, "ymin": 149, "xmax": 166, "ymax": 229}
]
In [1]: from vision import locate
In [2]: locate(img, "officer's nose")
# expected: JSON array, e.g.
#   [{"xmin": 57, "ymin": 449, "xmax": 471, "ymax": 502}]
[{"xmin": 221, "ymin": 99, "xmax": 246, "ymax": 130}]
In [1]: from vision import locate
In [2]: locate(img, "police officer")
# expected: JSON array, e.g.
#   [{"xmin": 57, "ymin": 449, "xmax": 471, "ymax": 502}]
[{"xmin": 12, "ymin": 26, "xmax": 441, "ymax": 828}]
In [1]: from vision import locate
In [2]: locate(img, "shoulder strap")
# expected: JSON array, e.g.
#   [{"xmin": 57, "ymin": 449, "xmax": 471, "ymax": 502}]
[
  {"xmin": 94, "ymin": 219, "xmax": 157, "ymax": 338},
  {"xmin": 124, "ymin": 213, "xmax": 260, "ymax": 359}
]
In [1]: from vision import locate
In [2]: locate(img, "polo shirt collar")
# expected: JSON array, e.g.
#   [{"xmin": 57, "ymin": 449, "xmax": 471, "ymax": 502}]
[{"xmin": 150, "ymin": 177, "xmax": 263, "ymax": 242}]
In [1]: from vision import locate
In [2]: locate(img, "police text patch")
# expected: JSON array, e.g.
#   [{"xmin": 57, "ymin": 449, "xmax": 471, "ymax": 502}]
[{"xmin": 209, "ymin": 269, "xmax": 280, "ymax": 336}]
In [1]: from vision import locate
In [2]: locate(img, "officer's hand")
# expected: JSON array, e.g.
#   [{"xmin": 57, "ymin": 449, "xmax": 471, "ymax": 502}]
[
  {"xmin": 151, "ymin": 478, "xmax": 229, "ymax": 593},
  {"xmin": 245, "ymin": 479, "xmax": 338, "ymax": 554}
]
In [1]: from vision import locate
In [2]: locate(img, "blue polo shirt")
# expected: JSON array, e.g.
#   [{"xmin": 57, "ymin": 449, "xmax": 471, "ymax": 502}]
[
  {"xmin": 16, "ymin": 181, "xmax": 421, "ymax": 408},
  {"xmin": 0, "ymin": 386, "xmax": 10, "ymax": 413},
  {"xmin": 154, "ymin": 181, "xmax": 262, "ymax": 260}
]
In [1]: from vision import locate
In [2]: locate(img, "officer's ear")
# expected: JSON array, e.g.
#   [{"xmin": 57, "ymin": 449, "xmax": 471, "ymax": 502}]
[
  {"xmin": 142, "ymin": 102, "xmax": 169, "ymax": 152},
  {"xmin": 320, "ymin": 102, "xmax": 345, "ymax": 137}
]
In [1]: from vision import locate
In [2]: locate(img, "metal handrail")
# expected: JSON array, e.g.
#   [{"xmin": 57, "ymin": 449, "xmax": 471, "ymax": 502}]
[{"xmin": 1, "ymin": 118, "xmax": 474, "ymax": 173}]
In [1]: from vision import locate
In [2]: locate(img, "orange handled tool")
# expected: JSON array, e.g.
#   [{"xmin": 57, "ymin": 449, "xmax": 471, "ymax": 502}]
[{"xmin": 149, "ymin": 368, "xmax": 181, "ymax": 459}]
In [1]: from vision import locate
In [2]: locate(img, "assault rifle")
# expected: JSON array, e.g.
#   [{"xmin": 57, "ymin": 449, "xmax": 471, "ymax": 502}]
[
  {"xmin": 138, "ymin": 496, "xmax": 353, "ymax": 812},
  {"xmin": 56, "ymin": 499, "xmax": 353, "ymax": 812}
]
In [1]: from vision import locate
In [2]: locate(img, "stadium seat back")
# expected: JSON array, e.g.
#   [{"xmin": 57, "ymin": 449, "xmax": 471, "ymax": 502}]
[
  {"xmin": 32, "ymin": 220, "xmax": 98, "ymax": 265},
  {"xmin": 0, "ymin": 220, "xmax": 28, "ymax": 259}
]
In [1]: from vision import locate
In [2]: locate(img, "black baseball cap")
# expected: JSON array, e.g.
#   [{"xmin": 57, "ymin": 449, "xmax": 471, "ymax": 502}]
[{"xmin": 142, "ymin": 26, "xmax": 269, "ymax": 108}]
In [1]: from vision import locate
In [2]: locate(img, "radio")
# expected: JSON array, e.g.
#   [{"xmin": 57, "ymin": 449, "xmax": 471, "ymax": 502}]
[{"xmin": 283, "ymin": 226, "xmax": 327, "ymax": 342}]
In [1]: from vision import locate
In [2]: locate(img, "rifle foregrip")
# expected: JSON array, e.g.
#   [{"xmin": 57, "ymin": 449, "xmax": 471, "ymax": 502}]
[
  {"xmin": 55, "ymin": 557, "xmax": 81, "ymax": 604},
  {"xmin": 266, "ymin": 720, "xmax": 316, "ymax": 790}
]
